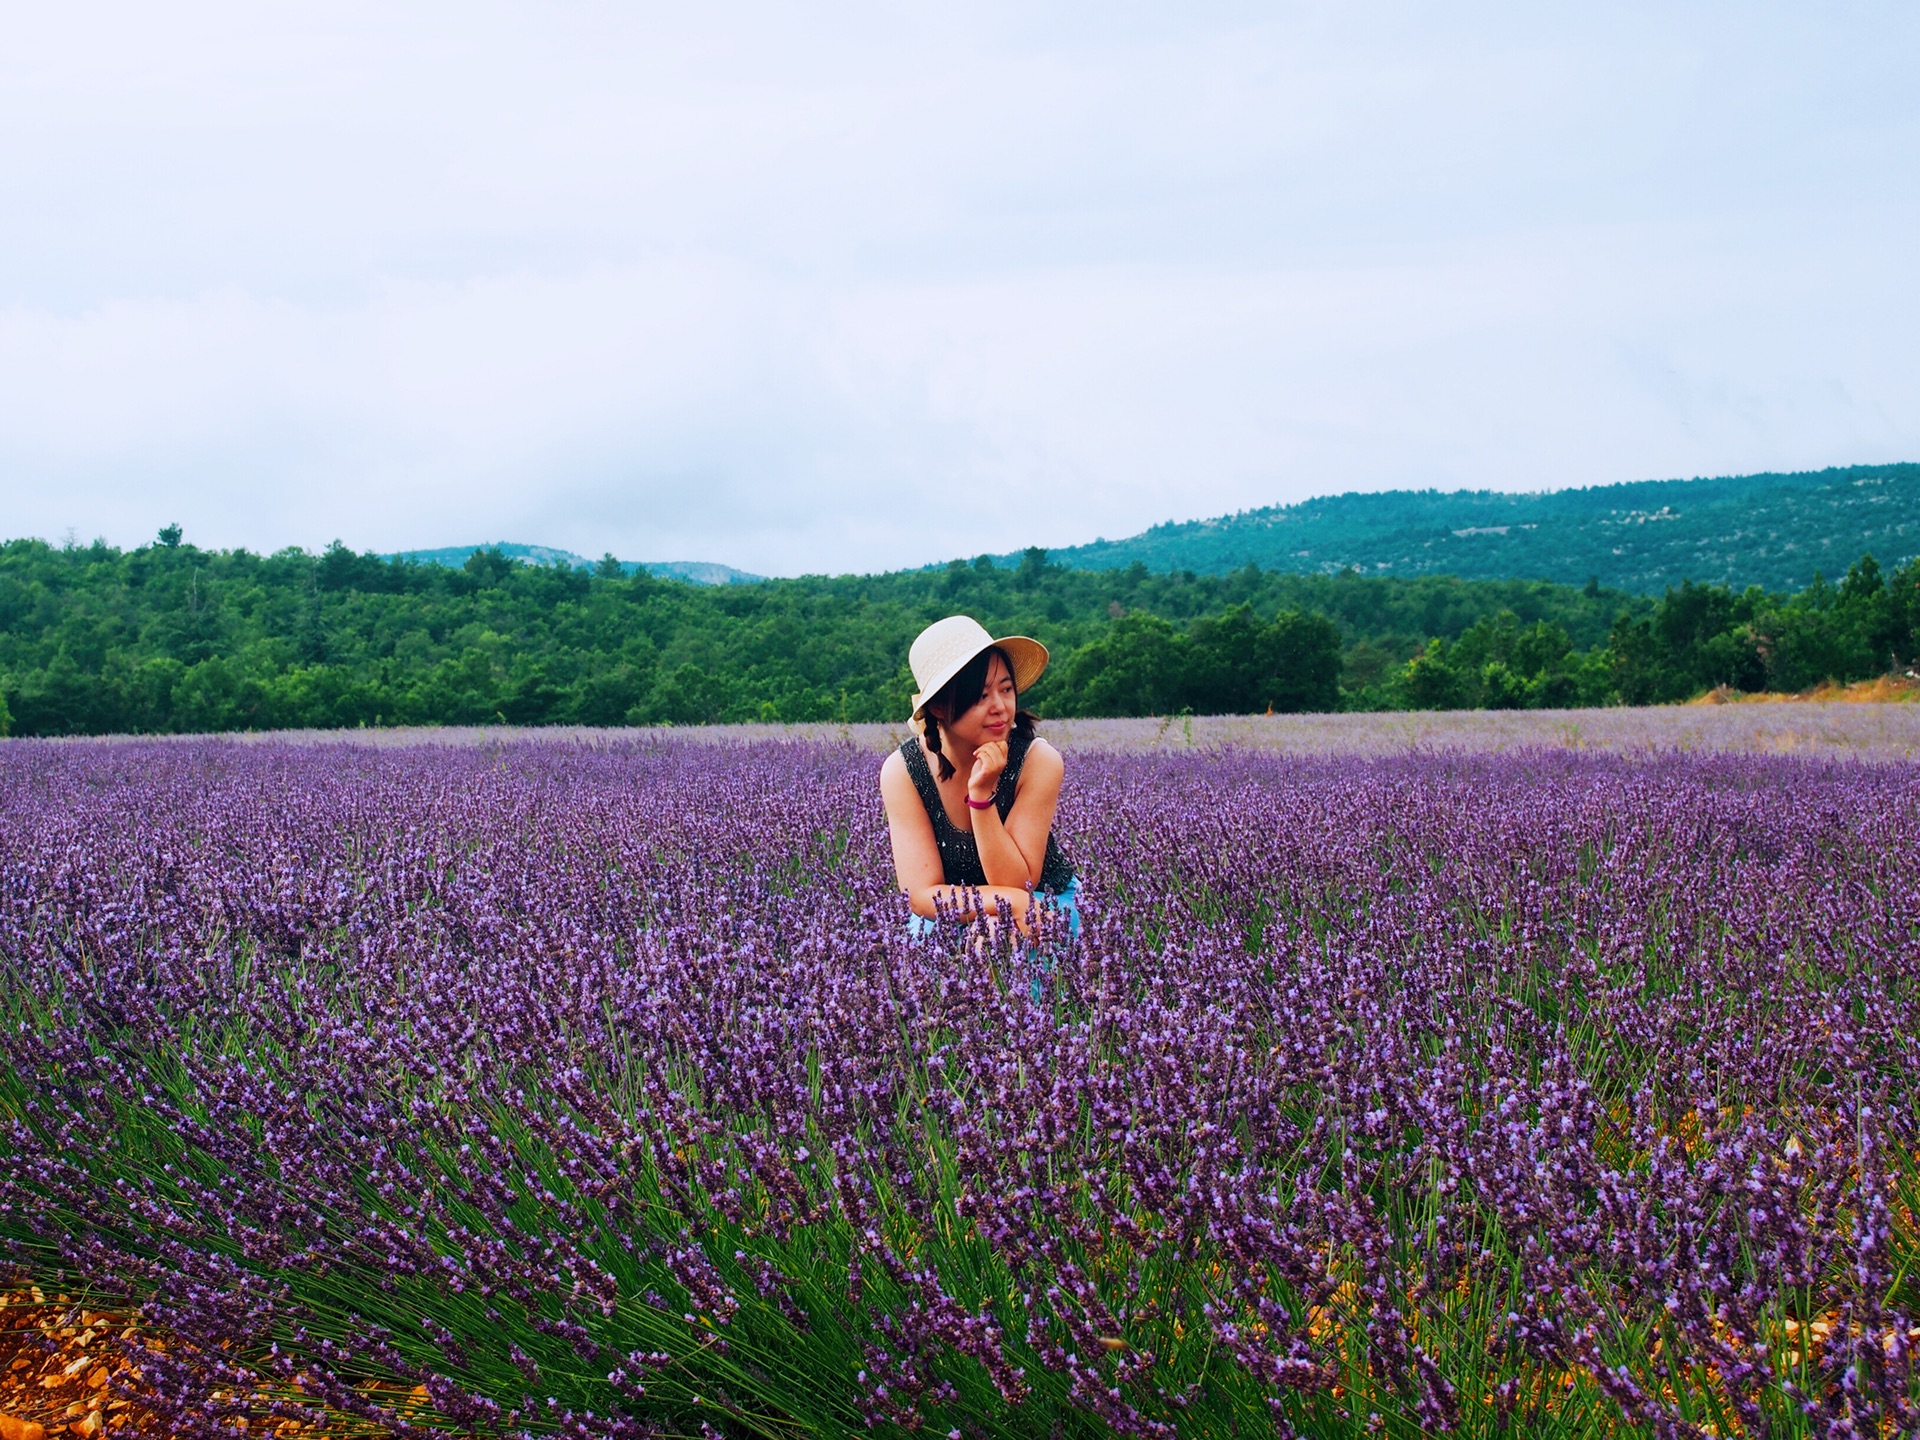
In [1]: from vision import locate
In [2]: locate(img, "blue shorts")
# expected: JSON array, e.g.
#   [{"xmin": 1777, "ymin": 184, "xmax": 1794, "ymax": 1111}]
[{"xmin": 905, "ymin": 876, "xmax": 1082, "ymax": 946}]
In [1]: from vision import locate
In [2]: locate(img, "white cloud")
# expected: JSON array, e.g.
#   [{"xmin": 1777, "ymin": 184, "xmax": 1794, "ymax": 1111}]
[{"xmin": 1, "ymin": 0, "xmax": 1916, "ymax": 573}]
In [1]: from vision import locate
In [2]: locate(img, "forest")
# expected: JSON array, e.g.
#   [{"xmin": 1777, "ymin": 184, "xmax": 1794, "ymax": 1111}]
[
  {"xmin": 0, "ymin": 528, "xmax": 1915, "ymax": 736},
  {"xmin": 1039, "ymin": 461, "xmax": 1920, "ymax": 594}
]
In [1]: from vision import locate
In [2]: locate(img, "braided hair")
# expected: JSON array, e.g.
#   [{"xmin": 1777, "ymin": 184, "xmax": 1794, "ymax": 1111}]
[{"xmin": 919, "ymin": 645, "xmax": 1038, "ymax": 782}]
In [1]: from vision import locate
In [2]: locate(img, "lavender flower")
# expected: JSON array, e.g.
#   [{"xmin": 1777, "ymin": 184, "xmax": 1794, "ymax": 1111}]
[{"xmin": 1, "ymin": 735, "xmax": 1915, "ymax": 1437}]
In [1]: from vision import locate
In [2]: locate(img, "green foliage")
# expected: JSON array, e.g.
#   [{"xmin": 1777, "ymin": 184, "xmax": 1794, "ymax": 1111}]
[
  {"xmin": 0, "ymin": 533, "xmax": 1912, "ymax": 737},
  {"xmin": 1032, "ymin": 463, "xmax": 1920, "ymax": 595},
  {"xmin": 1397, "ymin": 640, "xmax": 1474, "ymax": 711},
  {"xmin": 1051, "ymin": 605, "xmax": 1340, "ymax": 716},
  {"xmin": 1380, "ymin": 553, "xmax": 1920, "ymax": 713},
  {"xmin": 1184, "ymin": 605, "xmax": 1342, "ymax": 714},
  {"xmin": 0, "ymin": 538, "xmax": 1644, "ymax": 735},
  {"xmin": 1385, "ymin": 612, "xmax": 1615, "ymax": 712},
  {"xmin": 1054, "ymin": 612, "xmax": 1185, "ymax": 716},
  {"xmin": 1605, "ymin": 554, "xmax": 1920, "ymax": 703}
]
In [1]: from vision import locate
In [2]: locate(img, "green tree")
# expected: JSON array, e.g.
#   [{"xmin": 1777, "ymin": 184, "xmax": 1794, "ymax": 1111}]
[
  {"xmin": 1184, "ymin": 605, "xmax": 1274, "ymax": 713},
  {"xmin": 1396, "ymin": 640, "xmax": 1473, "ymax": 710},
  {"xmin": 463, "ymin": 548, "xmax": 518, "ymax": 587},
  {"xmin": 1055, "ymin": 613, "xmax": 1184, "ymax": 716},
  {"xmin": 1607, "ymin": 616, "xmax": 1688, "ymax": 706},
  {"xmin": 1478, "ymin": 661, "xmax": 1528, "ymax": 710},
  {"xmin": 1264, "ymin": 609, "xmax": 1342, "ymax": 711},
  {"xmin": 648, "ymin": 663, "xmax": 735, "ymax": 725},
  {"xmin": 1836, "ymin": 554, "xmax": 1902, "ymax": 674}
]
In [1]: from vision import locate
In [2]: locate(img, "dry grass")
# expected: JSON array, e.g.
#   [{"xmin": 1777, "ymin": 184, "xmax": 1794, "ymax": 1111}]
[
  {"xmin": 21, "ymin": 698, "xmax": 1920, "ymax": 760},
  {"xmin": 1691, "ymin": 674, "xmax": 1920, "ymax": 706}
]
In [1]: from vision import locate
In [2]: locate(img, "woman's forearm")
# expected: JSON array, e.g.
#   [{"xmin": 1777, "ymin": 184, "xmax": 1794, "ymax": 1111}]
[
  {"xmin": 970, "ymin": 805, "xmax": 1037, "ymax": 887},
  {"xmin": 909, "ymin": 884, "xmax": 1041, "ymax": 934}
]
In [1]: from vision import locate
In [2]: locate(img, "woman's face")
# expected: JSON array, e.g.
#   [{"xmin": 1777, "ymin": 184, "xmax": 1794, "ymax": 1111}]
[{"xmin": 942, "ymin": 651, "xmax": 1016, "ymax": 750}]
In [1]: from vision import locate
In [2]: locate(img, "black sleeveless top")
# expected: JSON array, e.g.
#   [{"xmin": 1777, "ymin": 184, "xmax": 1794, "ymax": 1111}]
[{"xmin": 900, "ymin": 729, "xmax": 1077, "ymax": 893}]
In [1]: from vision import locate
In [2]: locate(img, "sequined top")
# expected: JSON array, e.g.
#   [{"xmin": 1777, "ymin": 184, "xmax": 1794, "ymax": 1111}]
[{"xmin": 899, "ymin": 729, "xmax": 1077, "ymax": 893}]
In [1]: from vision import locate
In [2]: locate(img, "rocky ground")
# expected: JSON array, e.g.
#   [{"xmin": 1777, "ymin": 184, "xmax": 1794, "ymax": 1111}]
[
  {"xmin": 0, "ymin": 1290, "xmax": 403, "ymax": 1440},
  {"xmin": 1, "ymin": 1288, "xmax": 165, "ymax": 1440}
]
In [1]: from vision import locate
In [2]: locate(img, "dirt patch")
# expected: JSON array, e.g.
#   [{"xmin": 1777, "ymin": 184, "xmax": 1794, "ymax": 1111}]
[
  {"xmin": 0, "ymin": 1290, "xmax": 403, "ymax": 1440},
  {"xmin": 0, "ymin": 1289, "xmax": 161, "ymax": 1440}
]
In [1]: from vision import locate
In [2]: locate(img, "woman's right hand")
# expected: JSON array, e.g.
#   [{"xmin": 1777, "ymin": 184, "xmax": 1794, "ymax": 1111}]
[{"xmin": 967, "ymin": 739, "xmax": 1009, "ymax": 803}]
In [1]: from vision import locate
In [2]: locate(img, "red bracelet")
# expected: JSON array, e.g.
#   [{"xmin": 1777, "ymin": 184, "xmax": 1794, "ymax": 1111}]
[{"xmin": 965, "ymin": 794, "xmax": 995, "ymax": 810}]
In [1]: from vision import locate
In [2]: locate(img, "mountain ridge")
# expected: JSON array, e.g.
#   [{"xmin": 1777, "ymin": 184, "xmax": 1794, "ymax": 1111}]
[
  {"xmin": 387, "ymin": 542, "xmax": 761, "ymax": 586},
  {"xmin": 393, "ymin": 463, "xmax": 1918, "ymax": 597},
  {"xmin": 1004, "ymin": 462, "xmax": 1918, "ymax": 594}
]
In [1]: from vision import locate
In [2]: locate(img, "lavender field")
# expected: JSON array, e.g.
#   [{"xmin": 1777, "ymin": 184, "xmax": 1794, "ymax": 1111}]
[
  {"xmin": 2, "ymin": 732, "xmax": 1918, "ymax": 1438},
  {"xmin": 126, "ymin": 699, "xmax": 1920, "ymax": 760}
]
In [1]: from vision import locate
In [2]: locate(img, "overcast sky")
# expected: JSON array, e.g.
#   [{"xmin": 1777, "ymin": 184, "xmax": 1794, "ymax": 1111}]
[{"xmin": 3, "ymin": 2, "xmax": 1916, "ymax": 576}]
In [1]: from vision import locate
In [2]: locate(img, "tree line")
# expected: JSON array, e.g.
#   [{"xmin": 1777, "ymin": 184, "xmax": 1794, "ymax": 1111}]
[{"xmin": 0, "ymin": 530, "xmax": 1914, "ymax": 737}]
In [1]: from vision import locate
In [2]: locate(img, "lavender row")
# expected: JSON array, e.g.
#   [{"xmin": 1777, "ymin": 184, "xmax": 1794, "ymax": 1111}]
[{"xmin": 1, "ymin": 737, "xmax": 1916, "ymax": 1438}]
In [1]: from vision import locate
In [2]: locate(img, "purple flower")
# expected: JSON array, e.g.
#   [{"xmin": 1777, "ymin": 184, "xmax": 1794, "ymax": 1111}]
[{"xmin": 0, "ymin": 735, "xmax": 1914, "ymax": 1436}]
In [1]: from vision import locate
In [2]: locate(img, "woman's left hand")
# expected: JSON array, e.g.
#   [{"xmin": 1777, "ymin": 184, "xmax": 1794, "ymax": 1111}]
[{"xmin": 967, "ymin": 740, "xmax": 1009, "ymax": 802}]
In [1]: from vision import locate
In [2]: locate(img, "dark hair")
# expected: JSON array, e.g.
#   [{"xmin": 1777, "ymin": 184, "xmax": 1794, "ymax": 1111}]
[{"xmin": 920, "ymin": 645, "xmax": 1038, "ymax": 782}]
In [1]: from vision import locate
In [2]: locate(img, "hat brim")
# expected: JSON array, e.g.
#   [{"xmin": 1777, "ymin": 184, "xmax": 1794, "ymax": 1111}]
[{"xmin": 911, "ymin": 634, "xmax": 1049, "ymax": 722}]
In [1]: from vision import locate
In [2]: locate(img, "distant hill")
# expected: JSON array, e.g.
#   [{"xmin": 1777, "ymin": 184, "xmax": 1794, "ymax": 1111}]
[
  {"xmin": 1025, "ymin": 463, "xmax": 1919, "ymax": 594},
  {"xmin": 388, "ymin": 542, "xmax": 761, "ymax": 586}
]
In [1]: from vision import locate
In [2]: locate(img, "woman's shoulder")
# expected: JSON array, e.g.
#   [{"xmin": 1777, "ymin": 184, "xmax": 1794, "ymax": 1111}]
[
  {"xmin": 1017, "ymin": 734, "xmax": 1064, "ymax": 779},
  {"xmin": 879, "ymin": 745, "xmax": 909, "ymax": 784},
  {"xmin": 879, "ymin": 746, "xmax": 917, "ymax": 807},
  {"xmin": 881, "ymin": 739, "xmax": 929, "ymax": 791}
]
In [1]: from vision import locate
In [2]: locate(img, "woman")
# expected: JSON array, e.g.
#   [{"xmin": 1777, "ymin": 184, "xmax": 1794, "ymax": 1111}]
[{"xmin": 880, "ymin": 615, "xmax": 1079, "ymax": 941}]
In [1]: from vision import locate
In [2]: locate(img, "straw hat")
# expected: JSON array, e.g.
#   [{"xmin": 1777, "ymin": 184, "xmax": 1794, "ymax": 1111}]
[{"xmin": 909, "ymin": 615, "xmax": 1049, "ymax": 723}]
